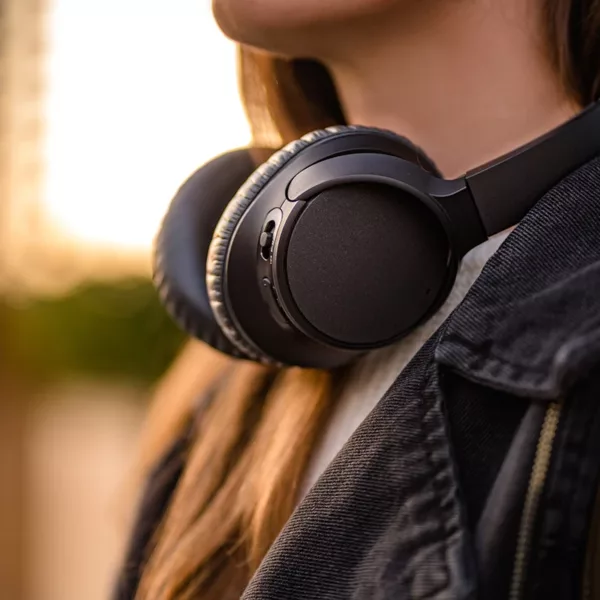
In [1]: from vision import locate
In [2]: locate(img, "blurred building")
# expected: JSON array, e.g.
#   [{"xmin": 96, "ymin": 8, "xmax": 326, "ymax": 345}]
[
  {"xmin": 0, "ymin": 0, "xmax": 47, "ymax": 292},
  {"xmin": 0, "ymin": 1, "xmax": 47, "ymax": 598}
]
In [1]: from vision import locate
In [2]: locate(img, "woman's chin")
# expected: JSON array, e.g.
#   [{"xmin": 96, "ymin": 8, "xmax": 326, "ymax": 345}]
[{"xmin": 212, "ymin": 0, "xmax": 401, "ymax": 55}]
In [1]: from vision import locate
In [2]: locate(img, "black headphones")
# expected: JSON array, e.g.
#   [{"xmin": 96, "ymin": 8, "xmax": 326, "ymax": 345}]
[{"xmin": 154, "ymin": 103, "xmax": 600, "ymax": 368}]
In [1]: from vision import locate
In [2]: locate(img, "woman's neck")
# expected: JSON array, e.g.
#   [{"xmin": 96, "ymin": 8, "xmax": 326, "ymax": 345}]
[{"xmin": 322, "ymin": 1, "xmax": 580, "ymax": 178}]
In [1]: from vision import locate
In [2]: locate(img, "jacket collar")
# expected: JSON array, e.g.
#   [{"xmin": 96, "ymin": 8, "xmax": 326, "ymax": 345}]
[{"xmin": 436, "ymin": 157, "xmax": 600, "ymax": 399}]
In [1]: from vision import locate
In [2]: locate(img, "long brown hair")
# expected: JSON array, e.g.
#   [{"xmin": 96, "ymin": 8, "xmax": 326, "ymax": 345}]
[{"xmin": 135, "ymin": 3, "xmax": 600, "ymax": 598}]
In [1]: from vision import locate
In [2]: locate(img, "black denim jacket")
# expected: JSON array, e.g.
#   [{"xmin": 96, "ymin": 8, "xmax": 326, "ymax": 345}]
[{"xmin": 117, "ymin": 157, "xmax": 600, "ymax": 600}]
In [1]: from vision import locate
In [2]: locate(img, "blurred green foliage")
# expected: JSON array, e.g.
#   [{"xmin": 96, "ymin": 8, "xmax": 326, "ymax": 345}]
[{"xmin": 4, "ymin": 277, "xmax": 186, "ymax": 385}]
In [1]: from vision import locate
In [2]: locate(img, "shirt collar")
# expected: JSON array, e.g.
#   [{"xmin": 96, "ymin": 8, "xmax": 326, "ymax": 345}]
[{"xmin": 436, "ymin": 157, "xmax": 600, "ymax": 399}]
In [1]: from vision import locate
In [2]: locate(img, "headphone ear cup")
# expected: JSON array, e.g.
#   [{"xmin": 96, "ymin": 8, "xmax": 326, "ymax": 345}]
[
  {"xmin": 205, "ymin": 125, "xmax": 440, "ymax": 363},
  {"xmin": 206, "ymin": 126, "xmax": 440, "ymax": 362},
  {"xmin": 153, "ymin": 148, "xmax": 257, "ymax": 359},
  {"xmin": 206, "ymin": 129, "xmax": 343, "ymax": 362}
]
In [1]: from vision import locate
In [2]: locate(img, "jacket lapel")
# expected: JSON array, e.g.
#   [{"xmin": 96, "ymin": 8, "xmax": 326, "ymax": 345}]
[{"xmin": 437, "ymin": 157, "xmax": 600, "ymax": 399}]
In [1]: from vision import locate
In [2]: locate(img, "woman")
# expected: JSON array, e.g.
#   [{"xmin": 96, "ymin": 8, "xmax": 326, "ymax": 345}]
[{"xmin": 116, "ymin": 1, "xmax": 600, "ymax": 599}]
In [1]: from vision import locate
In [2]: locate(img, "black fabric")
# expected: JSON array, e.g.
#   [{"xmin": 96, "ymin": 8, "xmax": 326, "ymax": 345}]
[
  {"xmin": 442, "ymin": 370, "xmax": 529, "ymax": 528},
  {"xmin": 117, "ymin": 156, "xmax": 600, "ymax": 600},
  {"xmin": 474, "ymin": 401, "xmax": 547, "ymax": 600}
]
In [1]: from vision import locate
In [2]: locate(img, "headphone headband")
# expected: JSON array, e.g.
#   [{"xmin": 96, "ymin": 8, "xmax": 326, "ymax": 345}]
[{"xmin": 467, "ymin": 102, "xmax": 600, "ymax": 235}]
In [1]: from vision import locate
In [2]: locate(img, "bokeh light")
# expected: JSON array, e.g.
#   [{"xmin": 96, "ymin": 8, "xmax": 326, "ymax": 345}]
[{"xmin": 42, "ymin": 0, "xmax": 250, "ymax": 253}]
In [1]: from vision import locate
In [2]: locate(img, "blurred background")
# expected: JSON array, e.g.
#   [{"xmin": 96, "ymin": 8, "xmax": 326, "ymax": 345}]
[{"xmin": 0, "ymin": 1, "xmax": 250, "ymax": 598}]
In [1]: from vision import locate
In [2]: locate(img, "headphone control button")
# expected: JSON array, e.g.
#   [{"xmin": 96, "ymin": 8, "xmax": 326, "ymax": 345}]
[
  {"xmin": 259, "ymin": 228, "xmax": 275, "ymax": 261},
  {"xmin": 259, "ymin": 277, "xmax": 291, "ymax": 330},
  {"xmin": 259, "ymin": 231, "xmax": 273, "ymax": 248}
]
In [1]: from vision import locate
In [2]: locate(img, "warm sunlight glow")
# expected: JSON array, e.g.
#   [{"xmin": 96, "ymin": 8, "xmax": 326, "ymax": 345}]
[{"xmin": 43, "ymin": 0, "xmax": 251, "ymax": 253}]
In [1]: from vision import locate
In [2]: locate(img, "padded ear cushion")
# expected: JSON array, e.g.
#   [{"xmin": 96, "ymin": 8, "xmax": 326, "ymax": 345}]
[
  {"xmin": 206, "ymin": 125, "xmax": 439, "ymax": 363},
  {"xmin": 153, "ymin": 148, "xmax": 257, "ymax": 359}
]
